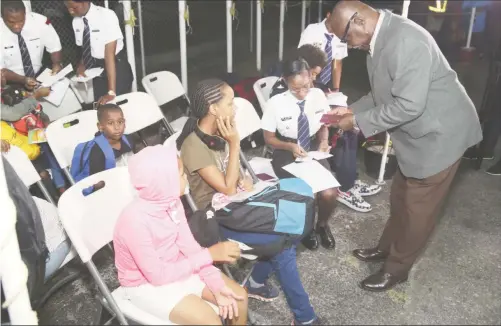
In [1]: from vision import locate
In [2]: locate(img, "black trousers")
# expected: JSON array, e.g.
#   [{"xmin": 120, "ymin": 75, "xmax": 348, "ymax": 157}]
[{"xmin": 92, "ymin": 52, "xmax": 133, "ymax": 101}]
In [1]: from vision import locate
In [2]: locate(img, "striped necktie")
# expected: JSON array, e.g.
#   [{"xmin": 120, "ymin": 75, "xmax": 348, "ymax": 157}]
[
  {"xmin": 82, "ymin": 17, "xmax": 95, "ymax": 69},
  {"xmin": 319, "ymin": 33, "xmax": 334, "ymax": 86},
  {"xmin": 297, "ymin": 100, "xmax": 310, "ymax": 151},
  {"xmin": 17, "ymin": 34, "xmax": 36, "ymax": 78}
]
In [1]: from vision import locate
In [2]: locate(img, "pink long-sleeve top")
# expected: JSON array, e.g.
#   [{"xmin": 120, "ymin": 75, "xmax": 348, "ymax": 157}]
[{"xmin": 113, "ymin": 145, "xmax": 225, "ymax": 294}]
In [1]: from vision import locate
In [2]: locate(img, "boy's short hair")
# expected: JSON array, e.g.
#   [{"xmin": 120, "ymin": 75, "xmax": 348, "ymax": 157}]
[
  {"xmin": 297, "ymin": 44, "xmax": 328, "ymax": 69},
  {"xmin": 96, "ymin": 103, "xmax": 123, "ymax": 122},
  {"xmin": 1, "ymin": 0, "xmax": 25, "ymax": 17}
]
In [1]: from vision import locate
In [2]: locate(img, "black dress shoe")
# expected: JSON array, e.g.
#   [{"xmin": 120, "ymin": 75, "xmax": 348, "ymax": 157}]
[
  {"xmin": 301, "ymin": 230, "xmax": 319, "ymax": 250},
  {"xmin": 353, "ymin": 247, "xmax": 388, "ymax": 262},
  {"xmin": 360, "ymin": 270, "xmax": 408, "ymax": 292},
  {"xmin": 317, "ymin": 226, "xmax": 335, "ymax": 249}
]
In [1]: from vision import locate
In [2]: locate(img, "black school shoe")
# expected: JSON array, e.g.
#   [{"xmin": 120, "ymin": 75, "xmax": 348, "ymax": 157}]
[{"xmin": 486, "ymin": 160, "xmax": 501, "ymax": 176}]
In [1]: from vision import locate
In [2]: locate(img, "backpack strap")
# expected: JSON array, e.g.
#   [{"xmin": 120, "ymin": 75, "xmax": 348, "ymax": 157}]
[
  {"xmin": 70, "ymin": 140, "xmax": 96, "ymax": 182},
  {"xmin": 94, "ymin": 133, "xmax": 117, "ymax": 170}
]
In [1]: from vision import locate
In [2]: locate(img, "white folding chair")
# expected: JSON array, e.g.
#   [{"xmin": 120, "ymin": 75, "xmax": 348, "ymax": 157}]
[
  {"xmin": 142, "ymin": 71, "xmax": 190, "ymax": 133},
  {"xmin": 45, "ymin": 110, "xmax": 98, "ymax": 185},
  {"xmin": 111, "ymin": 92, "xmax": 173, "ymax": 141},
  {"xmin": 233, "ymin": 97, "xmax": 276, "ymax": 182},
  {"xmin": 3, "ymin": 145, "xmax": 56, "ymax": 205},
  {"xmin": 253, "ymin": 76, "xmax": 279, "ymax": 114},
  {"xmin": 58, "ymin": 167, "xmax": 217, "ymax": 325}
]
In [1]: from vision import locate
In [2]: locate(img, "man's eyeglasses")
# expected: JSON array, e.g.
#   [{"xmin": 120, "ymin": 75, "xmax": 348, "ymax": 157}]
[{"xmin": 340, "ymin": 12, "xmax": 358, "ymax": 44}]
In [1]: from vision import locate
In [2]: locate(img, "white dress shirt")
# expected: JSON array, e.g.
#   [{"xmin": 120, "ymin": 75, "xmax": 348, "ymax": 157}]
[
  {"xmin": 369, "ymin": 11, "xmax": 385, "ymax": 57},
  {"xmin": 298, "ymin": 19, "xmax": 348, "ymax": 60},
  {"xmin": 71, "ymin": 3, "xmax": 124, "ymax": 59},
  {"xmin": 0, "ymin": 12, "xmax": 62, "ymax": 75},
  {"xmin": 262, "ymin": 88, "xmax": 330, "ymax": 139}
]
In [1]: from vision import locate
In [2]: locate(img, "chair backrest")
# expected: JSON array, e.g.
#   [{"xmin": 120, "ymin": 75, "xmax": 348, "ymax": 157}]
[
  {"xmin": 57, "ymin": 167, "xmax": 136, "ymax": 263},
  {"xmin": 253, "ymin": 76, "xmax": 279, "ymax": 112},
  {"xmin": 3, "ymin": 145, "xmax": 41, "ymax": 187},
  {"xmin": 163, "ymin": 130, "xmax": 181, "ymax": 151},
  {"xmin": 234, "ymin": 97, "xmax": 262, "ymax": 140},
  {"xmin": 45, "ymin": 110, "xmax": 98, "ymax": 169},
  {"xmin": 110, "ymin": 92, "xmax": 165, "ymax": 135},
  {"xmin": 142, "ymin": 71, "xmax": 187, "ymax": 106},
  {"xmin": 43, "ymin": 83, "xmax": 83, "ymax": 122}
]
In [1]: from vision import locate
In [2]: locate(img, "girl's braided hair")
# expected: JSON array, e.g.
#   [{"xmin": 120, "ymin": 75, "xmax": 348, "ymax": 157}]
[{"xmin": 176, "ymin": 78, "xmax": 226, "ymax": 150}]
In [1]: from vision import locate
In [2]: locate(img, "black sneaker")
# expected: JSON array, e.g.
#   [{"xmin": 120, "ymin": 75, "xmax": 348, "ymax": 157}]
[
  {"xmin": 463, "ymin": 148, "xmax": 494, "ymax": 160},
  {"xmin": 486, "ymin": 160, "xmax": 501, "ymax": 176}
]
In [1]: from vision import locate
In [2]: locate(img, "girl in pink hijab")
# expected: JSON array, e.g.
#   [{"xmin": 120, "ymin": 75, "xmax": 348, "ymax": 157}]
[{"xmin": 113, "ymin": 144, "xmax": 248, "ymax": 325}]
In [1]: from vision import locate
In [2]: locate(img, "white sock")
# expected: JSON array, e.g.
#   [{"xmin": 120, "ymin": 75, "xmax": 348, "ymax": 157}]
[{"xmin": 249, "ymin": 276, "xmax": 264, "ymax": 288}]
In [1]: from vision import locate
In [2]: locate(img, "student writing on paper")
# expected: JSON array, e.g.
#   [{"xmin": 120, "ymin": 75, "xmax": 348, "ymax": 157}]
[
  {"xmin": 178, "ymin": 79, "xmax": 324, "ymax": 325},
  {"xmin": 1, "ymin": 74, "xmax": 67, "ymax": 196},
  {"xmin": 114, "ymin": 145, "xmax": 248, "ymax": 325},
  {"xmin": 65, "ymin": 0, "xmax": 133, "ymax": 105},
  {"xmin": 262, "ymin": 58, "xmax": 338, "ymax": 251},
  {"xmin": 1, "ymin": 0, "xmax": 63, "ymax": 85}
]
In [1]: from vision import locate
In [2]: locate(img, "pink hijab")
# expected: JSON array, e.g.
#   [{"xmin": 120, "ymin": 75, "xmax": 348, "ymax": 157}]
[{"xmin": 127, "ymin": 144, "xmax": 182, "ymax": 221}]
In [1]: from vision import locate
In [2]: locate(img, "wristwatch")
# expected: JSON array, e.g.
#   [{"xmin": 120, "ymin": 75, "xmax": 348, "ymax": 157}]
[{"xmin": 107, "ymin": 90, "xmax": 116, "ymax": 96}]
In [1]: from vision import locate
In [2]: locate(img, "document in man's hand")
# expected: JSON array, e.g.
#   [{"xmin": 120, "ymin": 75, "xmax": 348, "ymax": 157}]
[
  {"xmin": 283, "ymin": 160, "xmax": 340, "ymax": 193},
  {"xmin": 228, "ymin": 239, "xmax": 258, "ymax": 260},
  {"xmin": 71, "ymin": 67, "xmax": 104, "ymax": 83},
  {"xmin": 37, "ymin": 64, "xmax": 73, "ymax": 87},
  {"xmin": 326, "ymin": 91, "xmax": 348, "ymax": 107}
]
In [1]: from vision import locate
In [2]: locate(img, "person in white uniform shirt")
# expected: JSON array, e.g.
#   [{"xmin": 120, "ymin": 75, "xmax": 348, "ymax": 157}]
[
  {"xmin": 1, "ymin": 0, "xmax": 62, "ymax": 88},
  {"xmin": 298, "ymin": 3, "xmax": 348, "ymax": 92},
  {"xmin": 262, "ymin": 58, "xmax": 338, "ymax": 251},
  {"xmin": 65, "ymin": 0, "xmax": 133, "ymax": 105}
]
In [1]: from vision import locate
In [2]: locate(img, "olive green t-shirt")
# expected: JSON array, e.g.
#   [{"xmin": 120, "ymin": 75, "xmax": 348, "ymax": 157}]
[{"xmin": 180, "ymin": 132, "xmax": 229, "ymax": 209}]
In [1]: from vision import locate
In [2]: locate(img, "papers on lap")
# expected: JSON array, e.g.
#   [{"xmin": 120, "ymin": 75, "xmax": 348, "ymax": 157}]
[
  {"xmin": 227, "ymin": 180, "xmax": 278, "ymax": 203},
  {"xmin": 295, "ymin": 151, "xmax": 332, "ymax": 162},
  {"xmin": 43, "ymin": 78, "xmax": 70, "ymax": 106},
  {"xmin": 283, "ymin": 160, "xmax": 340, "ymax": 193}
]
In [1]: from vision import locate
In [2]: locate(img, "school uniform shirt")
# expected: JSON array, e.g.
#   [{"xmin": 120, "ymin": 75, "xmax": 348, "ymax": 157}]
[
  {"xmin": 298, "ymin": 19, "xmax": 348, "ymax": 61},
  {"xmin": 0, "ymin": 12, "xmax": 62, "ymax": 75},
  {"xmin": 71, "ymin": 3, "xmax": 124, "ymax": 59},
  {"xmin": 262, "ymin": 88, "xmax": 330, "ymax": 140}
]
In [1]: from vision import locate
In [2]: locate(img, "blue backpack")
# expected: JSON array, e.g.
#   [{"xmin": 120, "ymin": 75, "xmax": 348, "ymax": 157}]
[
  {"xmin": 70, "ymin": 133, "xmax": 131, "ymax": 183},
  {"xmin": 215, "ymin": 178, "xmax": 315, "ymax": 259}
]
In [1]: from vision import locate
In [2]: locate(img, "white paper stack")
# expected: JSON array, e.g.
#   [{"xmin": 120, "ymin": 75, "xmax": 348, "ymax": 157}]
[
  {"xmin": 283, "ymin": 160, "xmax": 340, "ymax": 193},
  {"xmin": 327, "ymin": 91, "xmax": 348, "ymax": 107}
]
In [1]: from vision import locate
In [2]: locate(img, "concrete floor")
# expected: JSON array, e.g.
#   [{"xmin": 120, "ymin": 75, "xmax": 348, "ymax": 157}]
[{"xmin": 36, "ymin": 43, "xmax": 501, "ymax": 325}]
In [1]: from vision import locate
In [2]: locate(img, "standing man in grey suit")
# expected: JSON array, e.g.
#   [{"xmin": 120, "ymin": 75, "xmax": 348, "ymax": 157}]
[{"xmin": 330, "ymin": 1, "xmax": 482, "ymax": 292}]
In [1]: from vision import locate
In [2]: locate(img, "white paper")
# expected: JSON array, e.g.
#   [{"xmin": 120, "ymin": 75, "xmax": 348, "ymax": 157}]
[
  {"xmin": 327, "ymin": 91, "xmax": 348, "ymax": 107},
  {"xmin": 43, "ymin": 78, "xmax": 70, "ymax": 106},
  {"xmin": 282, "ymin": 160, "xmax": 340, "ymax": 193},
  {"xmin": 227, "ymin": 180, "xmax": 277, "ymax": 203},
  {"xmin": 37, "ymin": 64, "xmax": 74, "ymax": 87},
  {"xmin": 71, "ymin": 67, "xmax": 104, "ymax": 83},
  {"xmin": 296, "ymin": 151, "xmax": 332, "ymax": 162},
  {"xmin": 228, "ymin": 239, "xmax": 258, "ymax": 260}
]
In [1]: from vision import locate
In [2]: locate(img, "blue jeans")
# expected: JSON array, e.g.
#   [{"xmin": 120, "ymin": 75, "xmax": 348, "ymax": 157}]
[
  {"xmin": 45, "ymin": 240, "xmax": 71, "ymax": 281},
  {"xmin": 220, "ymin": 228, "xmax": 316, "ymax": 323},
  {"xmin": 40, "ymin": 143, "xmax": 65, "ymax": 189},
  {"xmin": 331, "ymin": 131, "xmax": 358, "ymax": 192}
]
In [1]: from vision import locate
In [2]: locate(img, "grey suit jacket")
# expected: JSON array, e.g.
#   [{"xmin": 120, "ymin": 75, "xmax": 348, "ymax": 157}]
[{"xmin": 352, "ymin": 11, "xmax": 482, "ymax": 179}]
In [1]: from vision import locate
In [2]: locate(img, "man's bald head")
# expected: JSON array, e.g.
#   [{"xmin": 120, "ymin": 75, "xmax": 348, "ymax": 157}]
[{"xmin": 325, "ymin": 0, "xmax": 379, "ymax": 51}]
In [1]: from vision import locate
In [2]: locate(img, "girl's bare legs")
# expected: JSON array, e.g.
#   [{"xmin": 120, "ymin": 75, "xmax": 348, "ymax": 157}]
[
  {"xmin": 202, "ymin": 273, "xmax": 249, "ymax": 326},
  {"xmin": 169, "ymin": 273, "xmax": 248, "ymax": 325}
]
